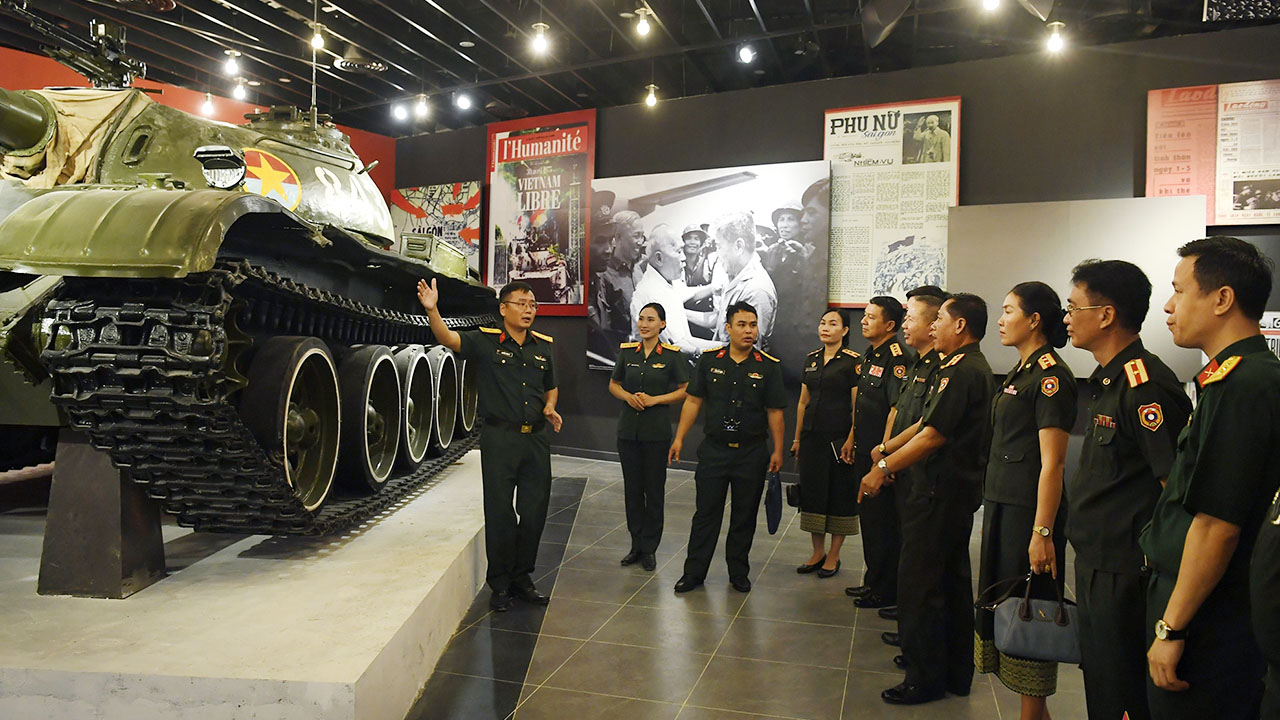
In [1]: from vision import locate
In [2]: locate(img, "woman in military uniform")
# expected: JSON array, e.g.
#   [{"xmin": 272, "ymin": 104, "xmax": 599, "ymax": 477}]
[
  {"xmin": 608, "ymin": 302, "xmax": 689, "ymax": 571},
  {"xmin": 976, "ymin": 282, "xmax": 1077, "ymax": 719},
  {"xmin": 792, "ymin": 309, "xmax": 860, "ymax": 578}
]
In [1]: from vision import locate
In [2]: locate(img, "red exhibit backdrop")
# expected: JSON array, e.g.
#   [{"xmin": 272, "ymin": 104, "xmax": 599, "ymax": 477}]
[
  {"xmin": 0, "ymin": 46, "xmax": 397, "ymax": 204},
  {"xmin": 485, "ymin": 110, "xmax": 595, "ymax": 317}
]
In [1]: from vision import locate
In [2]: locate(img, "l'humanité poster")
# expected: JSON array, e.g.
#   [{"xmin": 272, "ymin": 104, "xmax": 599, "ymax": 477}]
[{"xmin": 486, "ymin": 110, "xmax": 596, "ymax": 316}]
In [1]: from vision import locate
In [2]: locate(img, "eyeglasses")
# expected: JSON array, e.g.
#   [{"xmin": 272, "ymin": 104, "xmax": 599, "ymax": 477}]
[
  {"xmin": 502, "ymin": 300, "xmax": 538, "ymax": 311},
  {"xmin": 1064, "ymin": 304, "xmax": 1108, "ymax": 316}
]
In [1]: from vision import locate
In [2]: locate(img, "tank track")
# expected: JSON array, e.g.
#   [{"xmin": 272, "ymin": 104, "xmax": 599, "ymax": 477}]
[{"xmin": 39, "ymin": 259, "xmax": 494, "ymax": 535}]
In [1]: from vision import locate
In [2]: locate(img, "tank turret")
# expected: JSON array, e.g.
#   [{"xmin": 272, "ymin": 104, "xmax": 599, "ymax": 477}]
[{"xmin": 0, "ymin": 87, "xmax": 52, "ymax": 153}]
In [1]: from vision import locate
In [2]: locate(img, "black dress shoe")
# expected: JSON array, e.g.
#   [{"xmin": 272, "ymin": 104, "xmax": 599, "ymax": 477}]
[
  {"xmin": 844, "ymin": 585, "xmax": 870, "ymax": 598},
  {"xmin": 947, "ymin": 683, "xmax": 971, "ymax": 697},
  {"xmin": 489, "ymin": 590, "xmax": 514, "ymax": 612},
  {"xmin": 878, "ymin": 606, "xmax": 899, "ymax": 621},
  {"xmin": 881, "ymin": 631, "xmax": 900, "ymax": 647},
  {"xmin": 881, "ymin": 682, "xmax": 945, "ymax": 706},
  {"xmin": 674, "ymin": 575, "xmax": 704, "ymax": 593},
  {"xmin": 510, "ymin": 584, "xmax": 550, "ymax": 605},
  {"xmin": 854, "ymin": 593, "xmax": 894, "ymax": 609},
  {"xmin": 816, "ymin": 560, "xmax": 841, "ymax": 579},
  {"xmin": 641, "ymin": 554, "xmax": 656, "ymax": 571},
  {"xmin": 893, "ymin": 654, "xmax": 910, "ymax": 669},
  {"xmin": 620, "ymin": 550, "xmax": 642, "ymax": 566},
  {"xmin": 729, "ymin": 576, "xmax": 752, "ymax": 593},
  {"xmin": 796, "ymin": 555, "xmax": 826, "ymax": 574}
]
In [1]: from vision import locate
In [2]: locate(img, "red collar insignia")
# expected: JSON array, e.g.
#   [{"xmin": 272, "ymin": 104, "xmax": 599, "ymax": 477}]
[
  {"xmin": 1196, "ymin": 359, "xmax": 1220, "ymax": 388},
  {"xmin": 498, "ymin": 332, "xmax": 506, "ymax": 343},
  {"xmin": 716, "ymin": 348, "xmax": 726, "ymax": 359},
  {"xmin": 656, "ymin": 343, "xmax": 662, "ymax": 355},
  {"xmin": 753, "ymin": 351, "xmax": 762, "ymax": 362}
]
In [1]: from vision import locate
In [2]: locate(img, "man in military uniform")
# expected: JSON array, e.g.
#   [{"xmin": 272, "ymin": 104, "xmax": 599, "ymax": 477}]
[
  {"xmin": 595, "ymin": 210, "xmax": 646, "ymax": 346},
  {"xmin": 860, "ymin": 293, "xmax": 994, "ymax": 705},
  {"xmin": 846, "ymin": 296, "xmax": 911, "ymax": 609},
  {"xmin": 704, "ymin": 212, "xmax": 778, "ymax": 352},
  {"xmin": 669, "ymin": 301, "xmax": 787, "ymax": 593},
  {"xmin": 1140, "ymin": 236, "xmax": 1280, "ymax": 717},
  {"xmin": 1062, "ymin": 260, "xmax": 1191, "ymax": 720},
  {"xmin": 870, "ymin": 286, "xmax": 946, "ymax": 645},
  {"xmin": 416, "ymin": 278, "xmax": 562, "ymax": 612}
]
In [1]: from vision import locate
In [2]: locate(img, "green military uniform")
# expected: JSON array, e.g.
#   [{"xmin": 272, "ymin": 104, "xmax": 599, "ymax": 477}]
[
  {"xmin": 612, "ymin": 340, "xmax": 689, "ymax": 556},
  {"xmin": 683, "ymin": 345, "xmax": 788, "ymax": 581},
  {"xmin": 854, "ymin": 337, "xmax": 912, "ymax": 602},
  {"xmin": 458, "ymin": 325, "xmax": 557, "ymax": 594},
  {"xmin": 1138, "ymin": 335, "xmax": 1280, "ymax": 718},
  {"xmin": 1252, "ymin": 487, "xmax": 1280, "ymax": 719},
  {"xmin": 976, "ymin": 347, "xmax": 1077, "ymax": 697},
  {"xmin": 897, "ymin": 343, "xmax": 994, "ymax": 695},
  {"xmin": 889, "ymin": 348, "xmax": 942, "ymax": 515},
  {"xmin": 1067, "ymin": 341, "xmax": 1190, "ymax": 720},
  {"xmin": 797, "ymin": 346, "xmax": 861, "ymax": 535}
]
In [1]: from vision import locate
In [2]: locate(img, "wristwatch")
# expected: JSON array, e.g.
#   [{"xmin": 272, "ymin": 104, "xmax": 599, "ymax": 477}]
[
  {"xmin": 876, "ymin": 443, "xmax": 887, "ymax": 455},
  {"xmin": 1154, "ymin": 618, "xmax": 1187, "ymax": 641},
  {"xmin": 1032, "ymin": 525, "xmax": 1052, "ymax": 538},
  {"xmin": 876, "ymin": 458, "xmax": 891, "ymax": 476}
]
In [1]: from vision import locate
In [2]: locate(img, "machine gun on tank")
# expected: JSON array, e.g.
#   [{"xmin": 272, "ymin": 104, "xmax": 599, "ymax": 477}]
[{"xmin": 1, "ymin": 0, "xmax": 146, "ymax": 88}]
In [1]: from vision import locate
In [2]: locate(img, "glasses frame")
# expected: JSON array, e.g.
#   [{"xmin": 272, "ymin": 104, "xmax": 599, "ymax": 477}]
[
  {"xmin": 1064, "ymin": 303, "xmax": 1109, "ymax": 316},
  {"xmin": 501, "ymin": 299, "xmax": 539, "ymax": 311}
]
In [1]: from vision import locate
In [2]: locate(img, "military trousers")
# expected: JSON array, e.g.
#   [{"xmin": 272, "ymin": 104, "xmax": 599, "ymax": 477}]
[
  {"xmin": 1145, "ymin": 574, "xmax": 1264, "ymax": 719},
  {"xmin": 617, "ymin": 438, "xmax": 668, "ymax": 555},
  {"xmin": 897, "ymin": 484, "xmax": 975, "ymax": 694},
  {"xmin": 855, "ymin": 452, "xmax": 900, "ymax": 601},
  {"xmin": 1075, "ymin": 561, "xmax": 1151, "ymax": 720},
  {"xmin": 479, "ymin": 424, "xmax": 552, "ymax": 593},
  {"xmin": 1264, "ymin": 664, "xmax": 1280, "ymax": 720},
  {"xmin": 683, "ymin": 439, "xmax": 769, "ymax": 580}
]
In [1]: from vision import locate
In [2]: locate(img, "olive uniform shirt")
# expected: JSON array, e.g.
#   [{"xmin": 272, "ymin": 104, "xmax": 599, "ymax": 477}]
[
  {"xmin": 688, "ymin": 346, "xmax": 788, "ymax": 442},
  {"xmin": 985, "ymin": 346, "xmax": 1078, "ymax": 508},
  {"xmin": 800, "ymin": 346, "xmax": 860, "ymax": 437},
  {"xmin": 611, "ymin": 341, "xmax": 690, "ymax": 442},
  {"xmin": 1139, "ymin": 335, "xmax": 1280, "ymax": 602},
  {"xmin": 918, "ymin": 343, "xmax": 995, "ymax": 507},
  {"xmin": 1067, "ymin": 341, "xmax": 1190, "ymax": 574},
  {"xmin": 457, "ymin": 326, "xmax": 557, "ymax": 426},
  {"xmin": 891, "ymin": 349, "xmax": 942, "ymax": 436},
  {"xmin": 854, "ymin": 338, "xmax": 912, "ymax": 454}
]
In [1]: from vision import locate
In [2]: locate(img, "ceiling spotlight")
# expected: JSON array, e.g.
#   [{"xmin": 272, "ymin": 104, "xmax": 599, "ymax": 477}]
[
  {"xmin": 279, "ymin": 77, "xmax": 291, "ymax": 82},
  {"xmin": 634, "ymin": 8, "xmax": 651, "ymax": 36},
  {"xmin": 414, "ymin": 94, "xmax": 429, "ymax": 118},
  {"xmin": 459, "ymin": 40, "xmax": 475, "ymax": 48},
  {"xmin": 311, "ymin": 24, "xmax": 326, "ymax": 50},
  {"xmin": 222, "ymin": 49, "xmax": 240, "ymax": 75},
  {"xmin": 1046, "ymin": 20, "xmax": 1065, "ymax": 52},
  {"xmin": 455, "ymin": 93, "xmax": 472, "ymax": 110},
  {"xmin": 737, "ymin": 44, "xmax": 756, "ymax": 63},
  {"xmin": 232, "ymin": 80, "xmax": 247, "ymax": 101},
  {"xmin": 644, "ymin": 84, "xmax": 657, "ymax": 107},
  {"xmin": 392, "ymin": 104, "xmax": 408, "ymax": 121},
  {"xmin": 531, "ymin": 22, "xmax": 549, "ymax": 54},
  {"xmin": 201, "ymin": 92, "xmax": 214, "ymax": 115},
  {"xmin": 982, "ymin": 0, "xmax": 1000, "ymax": 10}
]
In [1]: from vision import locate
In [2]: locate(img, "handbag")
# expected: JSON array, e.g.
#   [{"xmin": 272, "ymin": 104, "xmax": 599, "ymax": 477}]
[
  {"xmin": 975, "ymin": 572, "xmax": 1081, "ymax": 664},
  {"xmin": 764, "ymin": 471, "xmax": 782, "ymax": 535},
  {"xmin": 785, "ymin": 481, "xmax": 800, "ymax": 508}
]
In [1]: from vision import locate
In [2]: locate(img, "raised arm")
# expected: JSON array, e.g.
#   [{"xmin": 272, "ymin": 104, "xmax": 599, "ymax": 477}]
[{"xmin": 416, "ymin": 278, "xmax": 462, "ymax": 353}]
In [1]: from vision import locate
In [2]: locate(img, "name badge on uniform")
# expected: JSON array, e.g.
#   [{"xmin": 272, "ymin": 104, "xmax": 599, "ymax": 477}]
[
  {"xmin": 915, "ymin": 376, "xmax": 927, "ymax": 383},
  {"xmin": 1003, "ymin": 386, "xmax": 1018, "ymax": 396},
  {"xmin": 870, "ymin": 365, "xmax": 884, "ymax": 378},
  {"xmin": 710, "ymin": 367, "xmax": 726, "ymax": 375},
  {"xmin": 495, "ymin": 348, "xmax": 514, "ymax": 358},
  {"xmin": 627, "ymin": 362, "xmax": 640, "ymax": 368},
  {"xmin": 747, "ymin": 372, "xmax": 763, "ymax": 379}
]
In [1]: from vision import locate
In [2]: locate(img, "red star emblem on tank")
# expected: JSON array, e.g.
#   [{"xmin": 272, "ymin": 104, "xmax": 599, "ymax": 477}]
[{"xmin": 242, "ymin": 148, "xmax": 302, "ymax": 210}]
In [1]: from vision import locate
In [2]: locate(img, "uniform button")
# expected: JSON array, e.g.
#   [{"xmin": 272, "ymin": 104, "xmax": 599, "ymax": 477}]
[
  {"xmin": 522, "ymin": 382, "xmax": 526, "ymax": 386},
  {"xmin": 1102, "ymin": 378, "xmax": 1111, "ymax": 385}
]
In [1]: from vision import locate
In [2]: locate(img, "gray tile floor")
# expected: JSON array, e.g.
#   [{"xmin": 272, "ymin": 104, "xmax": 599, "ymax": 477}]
[{"xmin": 411, "ymin": 455, "xmax": 1089, "ymax": 719}]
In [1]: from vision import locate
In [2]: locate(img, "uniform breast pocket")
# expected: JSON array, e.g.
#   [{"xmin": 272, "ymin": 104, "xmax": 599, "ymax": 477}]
[
  {"xmin": 864, "ymin": 374, "xmax": 885, "ymax": 390},
  {"xmin": 1087, "ymin": 425, "xmax": 1118, "ymax": 478},
  {"xmin": 997, "ymin": 450, "xmax": 1026, "ymax": 465}
]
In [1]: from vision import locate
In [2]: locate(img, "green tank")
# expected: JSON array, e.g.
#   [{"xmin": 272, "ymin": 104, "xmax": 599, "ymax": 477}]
[{"xmin": 0, "ymin": 82, "xmax": 494, "ymax": 533}]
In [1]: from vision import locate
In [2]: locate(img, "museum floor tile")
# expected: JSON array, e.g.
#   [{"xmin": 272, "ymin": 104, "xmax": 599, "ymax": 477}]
[{"xmin": 408, "ymin": 456, "xmax": 1088, "ymax": 720}]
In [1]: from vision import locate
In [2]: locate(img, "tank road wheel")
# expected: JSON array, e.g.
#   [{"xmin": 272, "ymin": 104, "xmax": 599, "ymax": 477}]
[
  {"xmin": 392, "ymin": 345, "xmax": 434, "ymax": 471},
  {"xmin": 338, "ymin": 345, "xmax": 402, "ymax": 492},
  {"xmin": 240, "ymin": 337, "xmax": 341, "ymax": 513},
  {"xmin": 424, "ymin": 346, "xmax": 458, "ymax": 454},
  {"xmin": 455, "ymin": 358, "xmax": 478, "ymax": 437}
]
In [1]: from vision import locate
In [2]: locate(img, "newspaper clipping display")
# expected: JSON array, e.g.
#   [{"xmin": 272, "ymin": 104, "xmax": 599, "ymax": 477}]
[
  {"xmin": 1215, "ymin": 79, "xmax": 1280, "ymax": 225},
  {"xmin": 823, "ymin": 97, "xmax": 960, "ymax": 306},
  {"xmin": 1146, "ymin": 85, "xmax": 1218, "ymax": 223},
  {"xmin": 387, "ymin": 181, "xmax": 482, "ymax": 276},
  {"xmin": 486, "ymin": 110, "xmax": 596, "ymax": 316}
]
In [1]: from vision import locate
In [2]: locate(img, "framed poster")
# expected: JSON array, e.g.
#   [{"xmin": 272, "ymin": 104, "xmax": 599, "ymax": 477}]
[
  {"xmin": 823, "ymin": 97, "xmax": 960, "ymax": 307},
  {"xmin": 388, "ymin": 181, "xmax": 482, "ymax": 277},
  {"xmin": 1215, "ymin": 79, "xmax": 1280, "ymax": 225},
  {"xmin": 485, "ymin": 110, "xmax": 596, "ymax": 316},
  {"xmin": 1145, "ymin": 85, "xmax": 1217, "ymax": 223}
]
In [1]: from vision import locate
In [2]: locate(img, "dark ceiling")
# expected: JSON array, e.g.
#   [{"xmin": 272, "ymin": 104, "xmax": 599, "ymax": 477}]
[{"xmin": 1, "ymin": 0, "xmax": 1275, "ymax": 137}]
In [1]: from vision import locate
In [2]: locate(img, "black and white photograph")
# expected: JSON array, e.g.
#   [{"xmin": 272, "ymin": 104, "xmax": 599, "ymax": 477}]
[
  {"xmin": 901, "ymin": 110, "xmax": 953, "ymax": 165},
  {"xmin": 1233, "ymin": 178, "xmax": 1280, "ymax": 209}
]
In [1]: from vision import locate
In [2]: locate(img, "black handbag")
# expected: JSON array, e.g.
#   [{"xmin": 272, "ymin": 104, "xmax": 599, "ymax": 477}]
[
  {"xmin": 764, "ymin": 471, "xmax": 782, "ymax": 535},
  {"xmin": 976, "ymin": 572, "xmax": 1081, "ymax": 664},
  {"xmin": 785, "ymin": 481, "xmax": 800, "ymax": 508}
]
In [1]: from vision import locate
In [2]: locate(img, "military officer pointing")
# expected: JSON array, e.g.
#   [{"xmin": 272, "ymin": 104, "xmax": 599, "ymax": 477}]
[
  {"xmin": 417, "ymin": 278, "xmax": 562, "ymax": 612},
  {"xmin": 669, "ymin": 300, "xmax": 787, "ymax": 594}
]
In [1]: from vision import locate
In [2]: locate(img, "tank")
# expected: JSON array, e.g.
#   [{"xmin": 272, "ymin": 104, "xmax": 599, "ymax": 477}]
[{"xmin": 0, "ymin": 83, "xmax": 496, "ymax": 534}]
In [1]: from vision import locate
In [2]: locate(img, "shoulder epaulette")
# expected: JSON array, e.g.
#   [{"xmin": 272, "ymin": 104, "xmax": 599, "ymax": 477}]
[
  {"xmin": 1037, "ymin": 353, "xmax": 1057, "ymax": 370},
  {"xmin": 531, "ymin": 330, "xmax": 554, "ymax": 343},
  {"xmin": 619, "ymin": 341, "xmax": 640, "ymax": 349},
  {"xmin": 1123, "ymin": 358, "xmax": 1150, "ymax": 388},
  {"xmin": 943, "ymin": 353, "xmax": 965, "ymax": 368},
  {"xmin": 478, "ymin": 326, "xmax": 501, "ymax": 334},
  {"xmin": 760, "ymin": 350, "xmax": 780, "ymax": 362},
  {"xmin": 661, "ymin": 342, "xmax": 681, "ymax": 352},
  {"xmin": 808, "ymin": 348, "xmax": 823, "ymax": 357},
  {"xmin": 841, "ymin": 348, "xmax": 859, "ymax": 357},
  {"xmin": 1202, "ymin": 356, "xmax": 1242, "ymax": 385},
  {"xmin": 890, "ymin": 342, "xmax": 903, "ymax": 357}
]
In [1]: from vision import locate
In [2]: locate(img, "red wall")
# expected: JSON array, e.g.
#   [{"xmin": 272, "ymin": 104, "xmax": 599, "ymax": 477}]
[{"xmin": 0, "ymin": 46, "xmax": 396, "ymax": 201}]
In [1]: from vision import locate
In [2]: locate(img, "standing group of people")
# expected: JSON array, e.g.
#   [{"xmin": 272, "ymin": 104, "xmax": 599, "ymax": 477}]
[{"xmin": 419, "ymin": 234, "xmax": 1280, "ymax": 720}]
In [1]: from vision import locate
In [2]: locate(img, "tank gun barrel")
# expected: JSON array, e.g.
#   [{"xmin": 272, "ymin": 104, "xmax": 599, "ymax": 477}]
[{"xmin": 0, "ymin": 87, "xmax": 52, "ymax": 153}]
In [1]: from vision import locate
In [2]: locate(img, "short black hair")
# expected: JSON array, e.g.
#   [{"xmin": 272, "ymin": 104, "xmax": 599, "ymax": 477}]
[
  {"xmin": 498, "ymin": 281, "xmax": 536, "ymax": 303},
  {"xmin": 640, "ymin": 301, "xmax": 666, "ymax": 322},
  {"xmin": 1070, "ymin": 259, "xmax": 1150, "ymax": 334},
  {"xmin": 1010, "ymin": 281, "xmax": 1068, "ymax": 349},
  {"xmin": 725, "ymin": 300, "xmax": 758, "ymax": 325},
  {"xmin": 1178, "ymin": 236, "xmax": 1274, "ymax": 321},
  {"xmin": 867, "ymin": 296, "xmax": 905, "ymax": 331},
  {"xmin": 944, "ymin": 292, "xmax": 988, "ymax": 340},
  {"xmin": 907, "ymin": 285, "xmax": 946, "ymax": 300}
]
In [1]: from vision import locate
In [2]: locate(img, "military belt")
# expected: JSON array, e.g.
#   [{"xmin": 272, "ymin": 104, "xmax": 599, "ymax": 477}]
[
  {"xmin": 708, "ymin": 434, "xmax": 766, "ymax": 448},
  {"xmin": 486, "ymin": 417, "xmax": 546, "ymax": 434}
]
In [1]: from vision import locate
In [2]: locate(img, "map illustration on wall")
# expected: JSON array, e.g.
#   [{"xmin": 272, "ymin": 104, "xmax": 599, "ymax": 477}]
[{"xmin": 388, "ymin": 181, "xmax": 483, "ymax": 277}]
